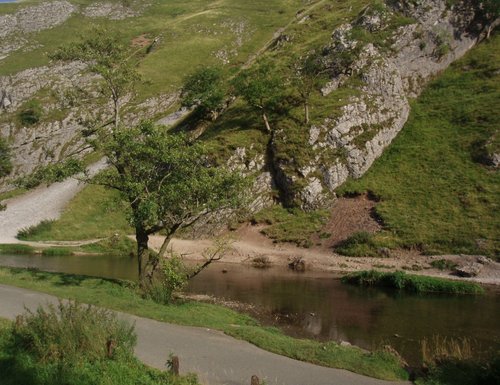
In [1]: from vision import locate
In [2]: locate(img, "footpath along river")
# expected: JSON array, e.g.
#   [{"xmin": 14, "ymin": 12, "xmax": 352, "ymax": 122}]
[{"xmin": 1, "ymin": 253, "xmax": 499, "ymax": 367}]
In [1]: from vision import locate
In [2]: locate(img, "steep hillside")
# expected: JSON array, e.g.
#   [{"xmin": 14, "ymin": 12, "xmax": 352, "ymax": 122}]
[
  {"xmin": 0, "ymin": 0, "xmax": 305, "ymax": 182},
  {"xmin": 0, "ymin": 0, "xmax": 498, "ymax": 259},
  {"xmin": 338, "ymin": 33, "xmax": 499, "ymax": 257}
]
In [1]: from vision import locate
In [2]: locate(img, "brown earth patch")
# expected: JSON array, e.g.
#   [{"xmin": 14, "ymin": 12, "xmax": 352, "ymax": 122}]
[
  {"xmin": 313, "ymin": 194, "xmax": 382, "ymax": 249},
  {"xmin": 131, "ymin": 34, "xmax": 151, "ymax": 48}
]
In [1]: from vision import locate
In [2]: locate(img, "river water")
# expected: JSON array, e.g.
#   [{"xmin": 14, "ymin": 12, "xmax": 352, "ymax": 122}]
[{"xmin": 1, "ymin": 253, "xmax": 499, "ymax": 366}]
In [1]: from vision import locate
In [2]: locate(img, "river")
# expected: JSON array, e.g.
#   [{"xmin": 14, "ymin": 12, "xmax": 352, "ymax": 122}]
[{"xmin": 1, "ymin": 252, "xmax": 499, "ymax": 367}]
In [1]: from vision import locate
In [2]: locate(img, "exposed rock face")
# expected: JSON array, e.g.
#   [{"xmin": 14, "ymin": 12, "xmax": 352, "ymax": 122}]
[
  {"xmin": 0, "ymin": 61, "xmax": 177, "ymax": 187},
  {"xmin": 272, "ymin": 0, "xmax": 491, "ymax": 209},
  {"xmin": 83, "ymin": 2, "xmax": 146, "ymax": 20},
  {"xmin": 0, "ymin": 1, "xmax": 76, "ymax": 58}
]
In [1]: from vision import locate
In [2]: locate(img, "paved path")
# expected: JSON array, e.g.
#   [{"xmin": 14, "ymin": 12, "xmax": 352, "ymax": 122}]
[
  {"xmin": 0, "ymin": 160, "xmax": 107, "ymax": 243},
  {"xmin": 0, "ymin": 284, "xmax": 410, "ymax": 385}
]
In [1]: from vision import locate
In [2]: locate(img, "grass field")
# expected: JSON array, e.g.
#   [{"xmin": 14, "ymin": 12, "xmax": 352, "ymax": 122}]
[{"xmin": 338, "ymin": 35, "xmax": 500, "ymax": 258}]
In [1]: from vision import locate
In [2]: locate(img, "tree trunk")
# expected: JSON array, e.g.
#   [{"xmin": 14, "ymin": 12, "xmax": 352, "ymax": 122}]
[
  {"xmin": 136, "ymin": 229, "xmax": 149, "ymax": 282},
  {"xmin": 262, "ymin": 113, "xmax": 272, "ymax": 133},
  {"xmin": 113, "ymin": 96, "xmax": 120, "ymax": 128},
  {"xmin": 304, "ymin": 101, "xmax": 309, "ymax": 125}
]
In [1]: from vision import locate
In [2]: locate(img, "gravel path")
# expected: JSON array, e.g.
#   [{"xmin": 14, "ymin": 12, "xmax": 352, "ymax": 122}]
[
  {"xmin": 0, "ymin": 160, "xmax": 107, "ymax": 243},
  {"xmin": 0, "ymin": 284, "xmax": 410, "ymax": 385}
]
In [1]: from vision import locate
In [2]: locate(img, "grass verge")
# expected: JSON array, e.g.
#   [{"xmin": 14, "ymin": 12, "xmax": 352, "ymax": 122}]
[
  {"xmin": 0, "ymin": 266, "xmax": 408, "ymax": 381},
  {"xmin": 342, "ymin": 270, "xmax": 484, "ymax": 295}
]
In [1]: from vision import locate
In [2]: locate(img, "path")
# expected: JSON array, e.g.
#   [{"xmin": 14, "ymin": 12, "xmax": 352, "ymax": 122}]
[
  {"xmin": 0, "ymin": 159, "xmax": 107, "ymax": 244},
  {"xmin": 0, "ymin": 284, "xmax": 410, "ymax": 385}
]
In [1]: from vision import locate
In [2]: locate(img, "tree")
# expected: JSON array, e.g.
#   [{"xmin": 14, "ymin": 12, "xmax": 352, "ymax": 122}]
[
  {"xmin": 181, "ymin": 66, "xmax": 227, "ymax": 121},
  {"xmin": 232, "ymin": 61, "xmax": 284, "ymax": 133},
  {"xmin": 289, "ymin": 51, "xmax": 326, "ymax": 124},
  {"xmin": 90, "ymin": 121, "xmax": 246, "ymax": 283},
  {"xmin": 51, "ymin": 28, "xmax": 140, "ymax": 128}
]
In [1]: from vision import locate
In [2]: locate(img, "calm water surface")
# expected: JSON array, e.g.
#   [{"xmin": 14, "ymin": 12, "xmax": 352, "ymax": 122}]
[{"xmin": 1, "ymin": 253, "xmax": 499, "ymax": 366}]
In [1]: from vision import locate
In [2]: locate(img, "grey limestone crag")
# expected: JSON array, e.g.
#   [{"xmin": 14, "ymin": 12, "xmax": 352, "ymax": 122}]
[{"xmin": 270, "ymin": 0, "xmax": 494, "ymax": 209}]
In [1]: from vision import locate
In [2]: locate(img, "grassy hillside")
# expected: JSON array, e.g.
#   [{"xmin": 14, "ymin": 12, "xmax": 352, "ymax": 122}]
[
  {"xmin": 0, "ymin": 0, "xmax": 306, "ymax": 100},
  {"xmin": 338, "ymin": 34, "xmax": 500, "ymax": 258}
]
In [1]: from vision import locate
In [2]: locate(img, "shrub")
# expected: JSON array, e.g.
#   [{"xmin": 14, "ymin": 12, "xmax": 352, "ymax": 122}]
[
  {"xmin": 11, "ymin": 301, "xmax": 136, "ymax": 364},
  {"xmin": 143, "ymin": 254, "xmax": 189, "ymax": 304},
  {"xmin": 18, "ymin": 100, "xmax": 43, "ymax": 126},
  {"xmin": 0, "ymin": 244, "xmax": 35, "ymax": 254}
]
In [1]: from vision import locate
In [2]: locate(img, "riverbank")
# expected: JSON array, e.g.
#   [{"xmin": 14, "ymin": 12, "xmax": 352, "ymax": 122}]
[
  {"xmin": 145, "ymin": 224, "xmax": 500, "ymax": 287},
  {"xmin": 0, "ymin": 266, "xmax": 408, "ymax": 382}
]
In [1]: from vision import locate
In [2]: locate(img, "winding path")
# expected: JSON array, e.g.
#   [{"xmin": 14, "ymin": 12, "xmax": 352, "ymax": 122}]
[
  {"xmin": 0, "ymin": 160, "xmax": 107, "ymax": 244},
  {"xmin": 0, "ymin": 284, "xmax": 410, "ymax": 385}
]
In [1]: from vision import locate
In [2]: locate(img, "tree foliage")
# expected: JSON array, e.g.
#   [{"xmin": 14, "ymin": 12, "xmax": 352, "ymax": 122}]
[
  {"xmin": 232, "ymin": 61, "xmax": 285, "ymax": 132},
  {"xmin": 181, "ymin": 66, "xmax": 227, "ymax": 120},
  {"xmin": 51, "ymin": 28, "xmax": 140, "ymax": 127},
  {"xmin": 289, "ymin": 51, "xmax": 327, "ymax": 124},
  {"xmin": 91, "ymin": 121, "xmax": 247, "ymax": 282}
]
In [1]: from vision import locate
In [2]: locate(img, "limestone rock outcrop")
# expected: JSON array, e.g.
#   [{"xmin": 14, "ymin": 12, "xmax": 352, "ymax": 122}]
[{"xmin": 271, "ymin": 0, "xmax": 494, "ymax": 209}]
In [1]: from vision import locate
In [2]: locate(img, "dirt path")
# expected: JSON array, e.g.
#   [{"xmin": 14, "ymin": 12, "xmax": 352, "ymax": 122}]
[
  {"xmin": 0, "ymin": 284, "xmax": 410, "ymax": 385},
  {"xmin": 0, "ymin": 159, "xmax": 106, "ymax": 244}
]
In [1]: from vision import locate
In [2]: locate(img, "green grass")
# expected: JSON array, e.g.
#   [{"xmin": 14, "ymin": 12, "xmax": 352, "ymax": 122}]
[
  {"xmin": 342, "ymin": 270, "xmax": 485, "ymax": 295},
  {"xmin": 0, "ymin": 266, "xmax": 408, "ymax": 381},
  {"xmin": 0, "ymin": 302, "xmax": 198, "ymax": 385},
  {"xmin": 335, "ymin": 231, "xmax": 400, "ymax": 257},
  {"xmin": 252, "ymin": 205, "xmax": 329, "ymax": 247},
  {"xmin": 0, "ymin": 0, "xmax": 307, "ymax": 100},
  {"xmin": 338, "ymin": 35, "xmax": 500, "ymax": 258},
  {"xmin": 0, "ymin": 244, "xmax": 35, "ymax": 255},
  {"xmin": 18, "ymin": 185, "xmax": 131, "ymax": 241}
]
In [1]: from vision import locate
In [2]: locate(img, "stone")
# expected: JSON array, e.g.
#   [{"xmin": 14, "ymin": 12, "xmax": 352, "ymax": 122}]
[{"xmin": 454, "ymin": 262, "xmax": 483, "ymax": 277}]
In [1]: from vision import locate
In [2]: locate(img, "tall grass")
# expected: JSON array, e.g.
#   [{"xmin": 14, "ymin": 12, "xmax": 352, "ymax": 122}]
[{"xmin": 0, "ymin": 301, "xmax": 198, "ymax": 385}]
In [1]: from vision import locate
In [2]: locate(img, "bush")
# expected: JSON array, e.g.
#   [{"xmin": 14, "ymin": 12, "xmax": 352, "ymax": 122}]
[
  {"xmin": 335, "ymin": 231, "xmax": 398, "ymax": 257},
  {"xmin": 17, "ymin": 220, "xmax": 55, "ymax": 240},
  {"xmin": 430, "ymin": 259, "xmax": 458, "ymax": 271},
  {"xmin": 18, "ymin": 100, "xmax": 43, "ymax": 126},
  {"xmin": 0, "ymin": 302, "xmax": 199, "ymax": 385},
  {"xmin": 11, "ymin": 301, "xmax": 136, "ymax": 364},
  {"xmin": 143, "ymin": 254, "xmax": 188, "ymax": 304}
]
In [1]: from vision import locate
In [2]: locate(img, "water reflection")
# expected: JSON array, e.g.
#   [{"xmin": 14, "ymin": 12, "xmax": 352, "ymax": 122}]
[{"xmin": 1, "ymin": 254, "xmax": 499, "ymax": 366}]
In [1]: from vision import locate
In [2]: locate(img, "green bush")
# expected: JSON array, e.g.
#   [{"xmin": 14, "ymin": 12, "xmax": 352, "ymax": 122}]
[
  {"xmin": 11, "ymin": 301, "xmax": 136, "ymax": 364},
  {"xmin": 0, "ymin": 302, "xmax": 199, "ymax": 385},
  {"xmin": 41, "ymin": 247, "xmax": 73, "ymax": 256},
  {"xmin": 0, "ymin": 244, "xmax": 35, "ymax": 255},
  {"xmin": 342, "ymin": 270, "xmax": 484, "ymax": 294},
  {"xmin": 143, "ymin": 254, "xmax": 189, "ymax": 304},
  {"xmin": 18, "ymin": 100, "xmax": 43, "ymax": 126},
  {"xmin": 0, "ymin": 136, "xmax": 12, "ymax": 178}
]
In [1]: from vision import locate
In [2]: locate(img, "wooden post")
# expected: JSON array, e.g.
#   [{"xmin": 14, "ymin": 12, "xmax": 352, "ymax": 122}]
[
  {"xmin": 106, "ymin": 339, "xmax": 116, "ymax": 358},
  {"xmin": 251, "ymin": 375, "xmax": 260, "ymax": 385},
  {"xmin": 170, "ymin": 355, "xmax": 180, "ymax": 376}
]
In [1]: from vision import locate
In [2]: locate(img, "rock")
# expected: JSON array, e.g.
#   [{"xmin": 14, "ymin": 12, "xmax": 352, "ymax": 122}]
[
  {"xmin": 454, "ymin": 262, "xmax": 483, "ymax": 277},
  {"xmin": 271, "ymin": 0, "xmax": 486, "ymax": 207},
  {"xmin": 476, "ymin": 256, "xmax": 492, "ymax": 265},
  {"xmin": 340, "ymin": 341, "xmax": 352, "ymax": 347},
  {"xmin": 288, "ymin": 257, "xmax": 306, "ymax": 272}
]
